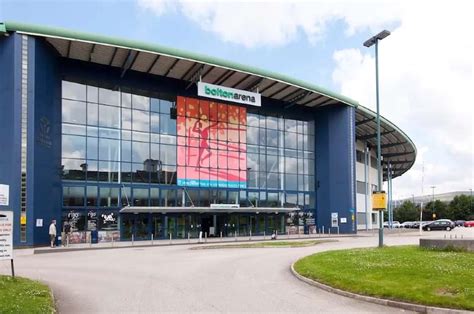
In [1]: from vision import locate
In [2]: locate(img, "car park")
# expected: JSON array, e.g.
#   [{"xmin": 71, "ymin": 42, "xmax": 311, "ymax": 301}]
[
  {"xmin": 464, "ymin": 221, "xmax": 474, "ymax": 227},
  {"xmin": 454, "ymin": 220, "xmax": 465, "ymax": 227},
  {"xmin": 422, "ymin": 219, "xmax": 455, "ymax": 231}
]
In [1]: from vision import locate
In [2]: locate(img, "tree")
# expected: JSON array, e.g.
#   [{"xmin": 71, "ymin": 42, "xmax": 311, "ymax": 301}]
[
  {"xmin": 424, "ymin": 200, "xmax": 448, "ymax": 220},
  {"xmin": 448, "ymin": 195, "xmax": 474, "ymax": 220},
  {"xmin": 393, "ymin": 201, "xmax": 418, "ymax": 222}
]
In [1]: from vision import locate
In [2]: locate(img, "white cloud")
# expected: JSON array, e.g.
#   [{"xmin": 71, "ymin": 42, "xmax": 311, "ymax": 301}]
[
  {"xmin": 137, "ymin": 0, "xmax": 403, "ymax": 48},
  {"xmin": 331, "ymin": 1, "xmax": 474, "ymax": 198}
]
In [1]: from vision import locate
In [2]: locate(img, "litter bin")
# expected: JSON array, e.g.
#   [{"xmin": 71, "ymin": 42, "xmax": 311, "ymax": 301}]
[{"xmin": 91, "ymin": 230, "xmax": 98, "ymax": 244}]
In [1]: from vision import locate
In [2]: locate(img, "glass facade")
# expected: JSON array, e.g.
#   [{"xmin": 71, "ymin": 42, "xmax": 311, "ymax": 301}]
[{"xmin": 61, "ymin": 81, "xmax": 316, "ymax": 241}]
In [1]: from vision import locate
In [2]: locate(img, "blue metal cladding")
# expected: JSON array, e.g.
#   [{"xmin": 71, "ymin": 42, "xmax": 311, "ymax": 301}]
[
  {"xmin": 0, "ymin": 34, "xmax": 23, "ymax": 245},
  {"xmin": 30, "ymin": 37, "xmax": 62, "ymax": 246},
  {"xmin": 315, "ymin": 105, "xmax": 356, "ymax": 234}
]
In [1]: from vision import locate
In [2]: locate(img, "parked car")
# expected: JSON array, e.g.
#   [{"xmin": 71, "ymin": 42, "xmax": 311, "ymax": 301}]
[
  {"xmin": 422, "ymin": 219, "xmax": 455, "ymax": 231},
  {"xmin": 383, "ymin": 221, "xmax": 401, "ymax": 228},
  {"xmin": 400, "ymin": 221, "xmax": 415, "ymax": 228},
  {"xmin": 464, "ymin": 221, "xmax": 474, "ymax": 227},
  {"xmin": 454, "ymin": 220, "xmax": 465, "ymax": 227}
]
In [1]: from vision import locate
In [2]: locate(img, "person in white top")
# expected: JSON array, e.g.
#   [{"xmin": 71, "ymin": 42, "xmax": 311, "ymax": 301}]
[{"xmin": 49, "ymin": 220, "xmax": 57, "ymax": 248}]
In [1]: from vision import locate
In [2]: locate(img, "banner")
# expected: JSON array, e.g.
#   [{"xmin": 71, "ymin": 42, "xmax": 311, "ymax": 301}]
[{"xmin": 176, "ymin": 96, "xmax": 247, "ymax": 188}]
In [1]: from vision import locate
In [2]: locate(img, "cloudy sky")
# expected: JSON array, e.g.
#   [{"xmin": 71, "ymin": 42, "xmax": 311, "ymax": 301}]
[{"xmin": 1, "ymin": 0, "xmax": 472, "ymax": 199}]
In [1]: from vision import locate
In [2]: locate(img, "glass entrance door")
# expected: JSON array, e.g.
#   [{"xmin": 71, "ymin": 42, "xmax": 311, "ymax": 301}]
[{"xmin": 121, "ymin": 214, "xmax": 150, "ymax": 241}]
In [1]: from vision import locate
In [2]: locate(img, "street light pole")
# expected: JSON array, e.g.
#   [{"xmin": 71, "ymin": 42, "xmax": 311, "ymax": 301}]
[
  {"xmin": 364, "ymin": 30, "xmax": 390, "ymax": 248},
  {"xmin": 430, "ymin": 186, "xmax": 436, "ymax": 220}
]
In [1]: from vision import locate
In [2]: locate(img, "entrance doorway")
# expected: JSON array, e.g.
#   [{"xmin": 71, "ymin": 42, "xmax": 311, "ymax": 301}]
[
  {"xmin": 201, "ymin": 215, "xmax": 213, "ymax": 237},
  {"xmin": 121, "ymin": 214, "xmax": 150, "ymax": 240}
]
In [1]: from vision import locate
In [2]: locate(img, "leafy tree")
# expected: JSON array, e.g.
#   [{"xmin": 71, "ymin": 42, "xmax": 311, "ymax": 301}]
[
  {"xmin": 448, "ymin": 195, "xmax": 474, "ymax": 220},
  {"xmin": 393, "ymin": 201, "xmax": 419, "ymax": 222},
  {"xmin": 424, "ymin": 200, "xmax": 448, "ymax": 220}
]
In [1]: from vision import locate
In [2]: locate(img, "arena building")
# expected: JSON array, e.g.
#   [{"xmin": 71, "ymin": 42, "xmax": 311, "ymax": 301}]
[{"xmin": 0, "ymin": 22, "xmax": 416, "ymax": 246}]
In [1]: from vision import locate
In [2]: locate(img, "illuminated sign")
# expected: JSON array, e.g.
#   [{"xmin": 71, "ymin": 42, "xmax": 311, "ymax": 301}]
[
  {"xmin": 197, "ymin": 82, "xmax": 261, "ymax": 107},
  {"xmin": 176, "ymin": 96, "xmax": 247, "ymax": 188}
]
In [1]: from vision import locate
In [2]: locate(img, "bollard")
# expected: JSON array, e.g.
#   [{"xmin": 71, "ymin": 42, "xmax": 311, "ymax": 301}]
[
  {"xmin": 329, "ymin": 228, "xmax": 331, "ymax": 236},
  {"xmin": 461, "ymin": 235, "xmax": 464, "ymax": 239},
  {"xmin": 322, "ymin": 226, "xmax": 325, "ymax": 234},
  {"xmin": 235, "ymin": 231, "xmax": 237, "ymax": 241},
  {"xmin": 287, "ymin": 230, "xmax": 290, "ymax": 239},
  {"xmin": 220, "ymin": 231, "xmax": 223, "ymax": 241},
  {"xmin": 337, "ymin": 226, "xmax": 340, "ymax": 235},
  {"xmin": 263, "ymin": 231, "xmax": 266, "ymax": 240},
  {"xmin": 205, "ymin": 232, "xmax": 207, "ymax": 243},
  {"xmin": 249, "ymin": 230, "xmax": 252, "ymax": 241},
  {"xmin": 112, "ymin": 236, "xmax": 114, "ymax": 247},
  {"xmin": 132, "ymin": 234, "xmax": 134, "ymax": 246},
  {"xmin": 169, "ymin": 233, "xmax": 172, "ymax": 245},
  {"xmin": 444, "ymin": 234, "xmax": 446, "ymax": 239},
  {"xmin": 455, "ymin": 234, "xmax": 457, "ymax": 239},
  {"xmin": 151, "ymin": 233, "xmax": 154, "ymax": 245},
  {"xmin": 89, "ymin": 232, "xmax": 92, "ymax": 248},
  {"xmin": 188, "ymin": 232, "xmax": 190, "ymax": 243},
  {"xmin": 450, "ymin": 234, "xmax": 452, "ymax": 239}
]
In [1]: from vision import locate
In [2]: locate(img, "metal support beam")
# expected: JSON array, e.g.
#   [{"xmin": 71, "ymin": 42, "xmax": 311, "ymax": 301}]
[
  {"xmin": 242, "ymin": 77, "xmax": 264, "ymax": 91},
  {"xmin": 120, "ymin": 50, "xmax": 139, "ymax": 78},
  {"xmin": 382, "ymin": 151, "xmax": 415, "ymax": 158},
  {"xmin": 356, "ymin": 130, "xmax": 394, "ymax": 141},
  {"xmin": 231, "ymin": 74, "xmax": 251, "ymax": 88},
  {"xmin": 381, "ymin": 141, "xmax": 407, "ymax": 149},
  {"xmin": 108, "ymin": 47, "xmax": 118, "ymax": 66},
  {"xmin": 259, "ymin": 81, "xmax": 278, "ymax": 93},
  {"xmin": 300, "ymin": 94, "xmax": 324, "ymax": 106},
  {"xmin": 88, "ymin": 44, "xmax": 96, "ymax": 62},
  {"xmin": 284, "ymin": 91, "xmax": 311, "ymax": 109},
  {"xmin": 201, "ymin": 66, "xmax": 215, "ymax": 80},
  {"xmin": 356, "ymin": 117, "xmax": 375, "ymax": 126},
  {"xmin": 214, "ymin": 70, "xmax": 235, "ymax": 85},
  {"xmin": 164, "ymin": 59, "xmax": 180, "ymax": 77},
  {"xmin": 146, "ymin": 54, "xmax": 160, "ymax": 73},
  {"xmin": 267, "ymin": 84, "xmax": 292, "ymax": 98},
  {"xmin": 184, "ymin": 64, "xmax": 205, "ymax": 89},
  {"xmin": 383, "ymin": 160, "xmax": 413, "ymax": 165}
]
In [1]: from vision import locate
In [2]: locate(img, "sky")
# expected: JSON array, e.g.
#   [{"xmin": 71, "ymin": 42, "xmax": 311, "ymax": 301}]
[{"xmin": 1, "ymin": 0, "xmax": 473, "ymax": 199}]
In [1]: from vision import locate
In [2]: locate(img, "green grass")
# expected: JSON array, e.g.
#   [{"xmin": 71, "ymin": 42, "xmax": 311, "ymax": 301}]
[
  {"xmin": 0, "ymin": 275, "xmax": 55, "ymax": 313},
  {"xmin": 192, "ymin": 239, "xmax": 335, "ymax": 249},
  {"xmin": 294, "ymin": 246, "xmax": 474, "ymax": 310}
]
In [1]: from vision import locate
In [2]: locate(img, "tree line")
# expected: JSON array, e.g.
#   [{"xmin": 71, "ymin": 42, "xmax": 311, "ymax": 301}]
[{"xmin": 392, "ymin": 194, "xmax": 474, "ymax": 222}]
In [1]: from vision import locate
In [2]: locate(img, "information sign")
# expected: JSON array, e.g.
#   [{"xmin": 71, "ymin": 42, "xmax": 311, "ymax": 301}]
[{"xmin": 0, "ymin": 211, "xmax": 13, "ymax": 261}]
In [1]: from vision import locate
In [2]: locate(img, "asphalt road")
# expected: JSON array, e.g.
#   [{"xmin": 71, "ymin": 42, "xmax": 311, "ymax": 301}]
[{"xmin": 2, "ymin": 228, "xmax": 473, "ymax": 313}]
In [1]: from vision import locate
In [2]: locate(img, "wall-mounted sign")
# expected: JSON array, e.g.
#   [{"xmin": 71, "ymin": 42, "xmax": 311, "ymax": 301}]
[
  {"xmin": 340, "ymin": 217, "xmax": 347, "ymax": 223},
  {"xmin": 197, "ymin": 82, "xmax": 261, "ymax": 107},
  {"xmin": 372, "ymin": 191, "xmax": 387, "ymax": 210},
  {"xmin": 0, "ymin": 184, "xmax": 9, "ymax": 206},
  {"xmin": 20, "ymin": 215, "xmax": 26, "ymax": 225},
  {"xmin": 331, "ymin": 212, "xmax": 338, "ymax": 227},
  {"xmin": 210, "ymin": 204, "xmax": 240, "ymax": 210},
  {"xmin": 36, "ymin": 219, "xmax": 43, "ymax": 227},
  {"xmin": 0, "ymin": 211, "xmax": 13, "ymax": 261}
]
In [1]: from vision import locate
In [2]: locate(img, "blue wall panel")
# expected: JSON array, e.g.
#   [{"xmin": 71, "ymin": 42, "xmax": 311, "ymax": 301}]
[
  {"xmin": 30, "ymin": 37, "xmax": 62, "ymax": 246},
  {"xmin": 315, "ymin": 105, "xmax": 356, "ymax": 233},
  {"xmin": 0, "ymin": 34, "xmax": 22, "ymax": 245}
]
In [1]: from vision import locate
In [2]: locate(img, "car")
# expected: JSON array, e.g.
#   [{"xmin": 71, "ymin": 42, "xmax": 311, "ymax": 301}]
[
  {"xmin": 464, "ymin": 221, "xmax": 474, "ymax": 227},
  {"xmin": 383, "ymin": 221, "xmax": 401, "ymax": 228},
  {"xmin": 454, "ymin": 220, "xmax": 465, "ymax": 227},
  {"xmin": 400, "ymin": 221, "xmax": 415, "ymax": 228},
  {"xmin": 422, "ymin": 219, "xmax": 455, "ymax": 231}
]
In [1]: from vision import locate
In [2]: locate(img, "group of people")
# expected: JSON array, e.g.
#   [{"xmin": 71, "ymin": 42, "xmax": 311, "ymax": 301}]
[{"xmin": 48, "ymin": 219, "xmax": 71, "ymax": 248}]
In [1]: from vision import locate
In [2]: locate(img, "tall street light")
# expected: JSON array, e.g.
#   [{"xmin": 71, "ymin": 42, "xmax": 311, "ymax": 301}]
[
  {"xmin": 431, "ymin": 186, "xmax": 436, "ymax": 220},
  {"xmin": 364, "ymin": 30, "xmax": 390, "ymax": 248}
]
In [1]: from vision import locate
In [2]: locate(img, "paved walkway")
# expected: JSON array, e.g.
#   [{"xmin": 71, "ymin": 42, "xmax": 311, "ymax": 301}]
[{"xmin": 2, "ymin": 228, "xmax": 473, "ymax": 313}]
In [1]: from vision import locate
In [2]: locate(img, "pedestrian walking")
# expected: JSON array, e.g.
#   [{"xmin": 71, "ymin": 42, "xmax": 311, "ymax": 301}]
[
  {"xmin": 49, "ymin": 219, "xmax": 57, "ymax": 248},
  {"xmin": 63, "ymin": 221, "xmax": 71, "ymax": 247}
]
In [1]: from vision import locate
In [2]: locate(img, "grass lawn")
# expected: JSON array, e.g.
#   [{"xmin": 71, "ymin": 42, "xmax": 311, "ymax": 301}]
[
  {"xmin": 0, "ymin": 275, "xmax": 55, "ymax": 313},
  {"xmin": 294, "ymin": 246, "xmax": 474, "ymax": 310},
  {"xmin": 192, "ymin": 239, "xmax": 336, "ymax": 249}
]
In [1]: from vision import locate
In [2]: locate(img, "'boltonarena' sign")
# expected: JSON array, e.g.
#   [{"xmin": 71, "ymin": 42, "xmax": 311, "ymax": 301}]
[{"xmin": 197, "ymin": 82, "xmax": 261, "ymax": 107}]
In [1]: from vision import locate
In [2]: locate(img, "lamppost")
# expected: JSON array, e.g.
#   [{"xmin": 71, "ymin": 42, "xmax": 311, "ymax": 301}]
[
  {"xmin": 469, "ymin": 188, "xmax": 472, "ymax": 213},
  {"xmin": 364, "ymin": 30, "xmax": 390, "ymax": 248},
  {"xmin": 430, "ymin": 186, "xmax": 436, "ymax": 220}
]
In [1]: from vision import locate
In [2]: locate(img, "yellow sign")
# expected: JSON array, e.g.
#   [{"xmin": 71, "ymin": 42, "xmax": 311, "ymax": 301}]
[
  {"xmin": 432, "ymin": 213, "xmax": 436, "ymax": 219},
  {"xmin": 372, "ymin": 191, "xmax": 387, "ymax": 210},
  {"xmin": 20, "ymin": 215, "xmax": 26, "ymax": 225}
]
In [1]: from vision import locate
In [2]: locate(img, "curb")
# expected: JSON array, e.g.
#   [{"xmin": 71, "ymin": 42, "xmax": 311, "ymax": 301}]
[
  {"xmin": 290, "ymin": 262, "xmax": 471, "ymax": 314},
  {"xmin": 33, "ymin": 235, "xmax": 353, "ymax": 254}
]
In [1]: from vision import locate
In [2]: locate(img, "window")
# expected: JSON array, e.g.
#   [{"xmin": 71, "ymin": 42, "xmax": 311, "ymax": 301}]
[
  {"xmin": 356, "ymin": 181, "xmax": 367, "ymax": 194},
  {"xmin": 63, "ymin": 186, "xmax": 84, "ymax": 207},
  {"xmin": 100, "ymin": 187, "xmax": 119, "ymax": 207},
  {"xmin": 99, "ymin": 105, "xmax": 120, "ymax": 128},
  {"xmin": 62, "ymin": 100, "xmax": 86, "ymax": 125}
]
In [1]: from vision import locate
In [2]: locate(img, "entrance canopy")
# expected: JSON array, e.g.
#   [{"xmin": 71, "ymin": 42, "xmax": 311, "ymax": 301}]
[{"xmin": 119, "ymin": 206, "xmax": 298, "ymax": 214}]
